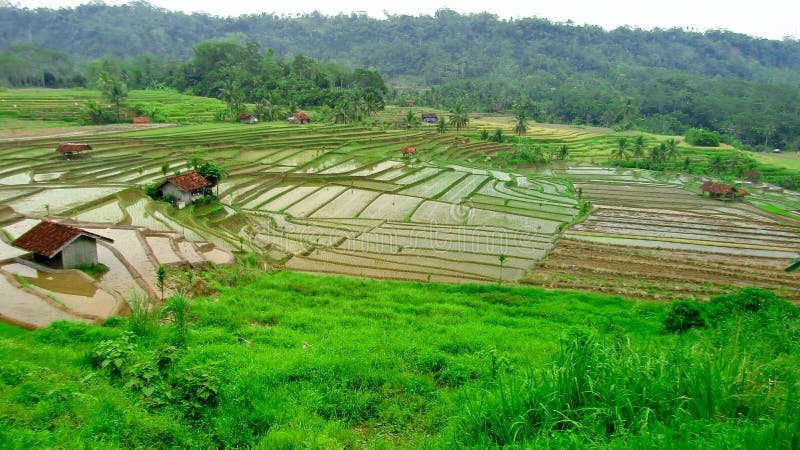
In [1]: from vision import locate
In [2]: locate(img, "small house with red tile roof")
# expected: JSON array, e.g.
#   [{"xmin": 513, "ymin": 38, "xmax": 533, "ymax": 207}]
[
  {"xmin": 422, "ymin": 113, "xmax": 438, "ymax": 123},
  {"xmin": 133, "ymin": 116, "xmax": 150, "ymax": 124},
  {"xmin": 157, "ymin": 171, "xmax": 212, "ymax": 208},
  {"xmin": 12, "ymin": 221, "xmax": 113, "ymax": 269},
  {"xmin": 701, "ymin": 181, "xmax": 748, "ymax": 201},
  {"xmin": 288, "ymin": 112, "xmax": 311, "ymax": 124},
  {"xmin": 238, "ymin": 112, "xmax": 258, "ymax": 124},
  {"xmin": 56, "ymin": 143, "xmax": 92, "ymax": 159},
  {"xmin": 401, "ymin": 147, "xmax": 417, "ymax": 158}
]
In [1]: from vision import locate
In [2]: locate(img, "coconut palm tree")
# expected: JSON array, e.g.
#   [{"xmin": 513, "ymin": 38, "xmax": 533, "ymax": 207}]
[
  {"xmin": 611, "ymin": 137, "xmax": 630, "ymax": 161},
  {"xmin": 448, "ymin": 104, "xmax": 469, "ymax": 131},
  {"xmin": 632, "ymin": 134, "xmax": 646, "ymax": 159},
  {"xmin": 404, "ymin": 110, "xmax": 419, "ymax": 130},
  {"xmin": 664, "ymin": 138, "xmax": 679, "ymax": 161},
  {"xmin": 436, "ymin": 117, "xmax": 447, "ymax": 134},
  {"xmin": 513, "ymin": 109, "xmax": 528, "ymax": 136}
]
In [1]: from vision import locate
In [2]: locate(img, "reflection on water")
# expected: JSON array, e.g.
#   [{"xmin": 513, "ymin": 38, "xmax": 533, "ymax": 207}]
[{"xmin": 24, "ymin": 270, "xmax": 98, "ymax": 297}]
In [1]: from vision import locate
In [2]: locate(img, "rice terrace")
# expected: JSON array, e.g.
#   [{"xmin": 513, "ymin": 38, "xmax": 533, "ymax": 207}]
[{"xmin": 2, "ymin": 24, "xmax": 800, "ymax": 445}]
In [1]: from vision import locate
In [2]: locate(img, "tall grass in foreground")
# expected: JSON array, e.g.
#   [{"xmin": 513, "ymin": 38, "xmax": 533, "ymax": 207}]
[{"xmin": 456, "ymin": 315, "xmax": 800, "ymax": 447}]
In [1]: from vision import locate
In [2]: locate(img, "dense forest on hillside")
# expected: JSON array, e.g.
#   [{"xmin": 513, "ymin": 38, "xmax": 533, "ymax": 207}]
[{"xmin": 1, "ymin": 1, "xmax": 799, "ymax": 150}]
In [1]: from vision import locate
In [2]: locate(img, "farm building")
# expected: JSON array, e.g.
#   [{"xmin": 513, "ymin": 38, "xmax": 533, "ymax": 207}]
[
  {"xmin": 56, "ymin": 143, "xmax": 91, "ymax": 160},
  {"xmin": 12, "ymin": 221, "xmax": 113, "ymax": 269},
  {"xmin": 422, "ymin": 113, "xmax": 438, "ymax": 123},
  {"xmin": 133, "ymin": 116, "xmax": 150, "ymax": 124},
  {"xmin": 401, "ymin": 147, "xmax": 418, "ymax": 158},
  {"xmin": 238, "ymin": 113, "xmax": 258, "ymax": 124},
  {"xmin": 157, "ymin": 171, "xmax": 212, "ymax": 208},
  {"xmin": 701, "ymin": 181, "xmax": 749, "ymax": 201},
  {"xmin": 288, "ymin": 112, "xmax": 311, "ymax": 124}
]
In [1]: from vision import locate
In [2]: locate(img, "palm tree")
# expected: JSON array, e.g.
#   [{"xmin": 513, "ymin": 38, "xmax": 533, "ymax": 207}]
[
  {"xmin": 649, "ymin": 144, "xmax": 666, "ymax": 164},
  {"xmin": 436, "ymin": 117, "xmax": 447, "ymax": 134},
  {"xmin": 498, "ymin": 254, "xmax": 506, "ymax": 284},
  {"xmin": 664, "ymin": 138, "xmax": 679, "ymax": 161},
  {"xmin": 448, "ymin": 104, "xmax": 469, "ymax": 131},
  {"xmin": 513, "ymin": 109, "xmax": 528, "ymax": 136},
  {"xmin": 362, "ymin": 91, "xmax": 383, "ymax": 118},
  {"xmin": 632, "ymin": 134, "xmax": 646, "ymax": 159},
  {"xmin": 611, "ymin": 137, "xmax": 630, "ymax": 161},
  {"xmin": 404, "ymin": 110, "xmax": 419, "ymax": 130}
]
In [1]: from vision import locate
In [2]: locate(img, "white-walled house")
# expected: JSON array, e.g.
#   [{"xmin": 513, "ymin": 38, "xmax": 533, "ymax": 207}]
[
  {"xmin": 12, "ymin": 221, "xmax": 113, "ymax": 269},
  {"xmin": 157, "ymin": 171, "xmax": 212, "ymax": 208}
]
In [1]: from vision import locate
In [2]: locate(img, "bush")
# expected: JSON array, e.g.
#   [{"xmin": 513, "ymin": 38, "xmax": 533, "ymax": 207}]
[
  {"xmin": 664, "ymin": 300, "xmax": 706, "ymax": 332},
  {"xmin": 685, "ymin": 128, "xmax": 720, "ymax": 147}
]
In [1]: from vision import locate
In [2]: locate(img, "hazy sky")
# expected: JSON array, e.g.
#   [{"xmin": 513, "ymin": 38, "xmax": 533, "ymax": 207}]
[{"xmin": 10, "ymin": 0, "xmax": 800, "ymax": 40}]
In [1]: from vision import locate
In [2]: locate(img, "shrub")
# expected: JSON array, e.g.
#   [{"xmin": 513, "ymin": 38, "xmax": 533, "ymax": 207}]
[
  {"xmin": 664, "ymin": 300, "xmax": 706, "ymax": 332},
  {"xmin": 144, "ymin": 184, "xmax": 160, "ymax": 200},
  {"xmin": 685, "ymin": 128, "xmax": 720, "ymax": 147}
]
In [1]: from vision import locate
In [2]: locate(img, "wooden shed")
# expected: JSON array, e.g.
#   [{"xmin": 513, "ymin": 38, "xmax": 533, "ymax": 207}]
[
  {"xmin": 288, "ymin": 112, "xmax": 311, "ymax": 124},
  {"xmin": 701, "ymin": 181, "xmax": 748, "ymax": 201},
  {"xmin": 422, "ymin": 113, "xmax": 438, "ymax": 123},
  {"xmin": 157, "ymin": 171, "xmax": 212, "ymax": 208},
  {"xmin": 56, "ymin": 143, "xmax": 92, "ymax": 160},
  {"xmin": 238, "ymin": 112, "xmax": 258, "ymax": 124},
  {"xmin": 12, "ymin": 221, "xmax": 113, "ymax": 269}
]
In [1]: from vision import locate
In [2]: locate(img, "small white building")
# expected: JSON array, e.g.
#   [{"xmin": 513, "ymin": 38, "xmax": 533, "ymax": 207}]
[
  {"xmin": 12, "ymin": 221, "xmax": 113, "ymax": 269},
  {"xmin": 157, "ymin": 171, "xmax": 212, "ymax": 208}
]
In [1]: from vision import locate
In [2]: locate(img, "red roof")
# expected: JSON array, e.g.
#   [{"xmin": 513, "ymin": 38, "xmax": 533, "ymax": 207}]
[
  {"xmin": 238, "ymin": 112, "xmax": 252, "ymax": 120},
  {"xmin": 56, "ymin": 143, "xmax": 92, "ymax": 153},
  {"xmin": 701, "ymin": 181, "xmax": 748, "ymax": 196},
  {"xmin": 401, "ymin": 147, "xmax": 418, "ymax": 154},
  {"xmin": 12, "ymin": 221, "xmax": 113, "ymax": 258},
  {"xmin": 292, "ymin": 112, "xmax": 310, "ymax": 121},
  {"xmin": 160, "ymin": 171, "xmax": 212, "ymax": 191}
]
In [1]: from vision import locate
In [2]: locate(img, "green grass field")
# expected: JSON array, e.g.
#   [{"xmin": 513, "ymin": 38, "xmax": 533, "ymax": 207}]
[{"xmin": 1, "ymin": 265, "xmax": 798, "ymax": 448}]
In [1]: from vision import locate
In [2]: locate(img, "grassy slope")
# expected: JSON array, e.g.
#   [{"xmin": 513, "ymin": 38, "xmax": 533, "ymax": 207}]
[{"xmin": 1, "ymin": 269, "xmax": 798, "ymax": 448}]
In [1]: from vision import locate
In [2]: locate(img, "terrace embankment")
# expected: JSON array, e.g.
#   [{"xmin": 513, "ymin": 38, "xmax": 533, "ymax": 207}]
[{"xmin": 523, "ymin": 172, "xmax": 800, "ymax": 303}]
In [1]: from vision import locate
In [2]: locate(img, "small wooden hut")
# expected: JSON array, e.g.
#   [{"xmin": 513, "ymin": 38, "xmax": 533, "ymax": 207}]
[
  {"xmin": 12, "ymin": 221, "xmax": 113, "ymax": 269},
  {"xmin": 157, "ymin": 171, "xmax": 212, "ymax": 208},
  {"xmin": 700, "ymin": 181, "xmax": 748, "ymax": 201},
  {"xmin": 56, "ymin": 143, "xmax": 92, "ymax": 160}
]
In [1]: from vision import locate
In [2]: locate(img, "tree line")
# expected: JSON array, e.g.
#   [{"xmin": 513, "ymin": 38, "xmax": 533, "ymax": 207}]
[{"xmin": 1, "ymin": 3, "xmax": 799, "ymax": 150}]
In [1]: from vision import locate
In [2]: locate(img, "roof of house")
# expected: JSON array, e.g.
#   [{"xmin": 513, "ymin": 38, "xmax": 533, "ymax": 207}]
[
  {"xmin": 159, "ymin": 171, "xmax": 212, "ymax": 191},
  {"xmin": 56, "ymin": 143, "xmax": 92, "ymax": 153},
  {"xmin": 12, "ymin": 221, "xmax": 113, "ymax": 258},
  {"xmin": 401, "ymin": 147, "xmax": 418, "ymax": 154},
  {"xmin": 292, "ymin": 112, "xmax": 311, "ymax": 120},
  {"xmin": 238, "ymin": 112, "xmax": 252, "ymax": 120},
  {"xmin": 743, "ymin": 170, "xmax": 761, "ymax": 179},
  {"xmin": 701, "ymin": 181, "xmax": 748, "ymax": 196},
  {"xmin": 422, "ymin": 113, "xmax": 438, "ymax": 118}
]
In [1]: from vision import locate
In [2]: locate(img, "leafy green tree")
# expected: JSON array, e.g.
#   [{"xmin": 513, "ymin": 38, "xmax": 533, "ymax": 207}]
[
  {"xmin": 161, "ymin": 162, "xmax": 170, "ymax": 177},
  {"xmin": 557, "ymin": 144, "xmax": 569, "ymax": 160},
  {"xmin": 480, "ymin": 129, "xmax": 489, "ymax": 141},
  {"xmin": 448, "ymin": 104, "xmax": 469, "ymax": 131}
]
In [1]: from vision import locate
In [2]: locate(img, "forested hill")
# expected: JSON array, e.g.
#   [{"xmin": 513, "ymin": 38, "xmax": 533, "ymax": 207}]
[
  {"xmin": 2, "ymin": 2, "xmax": 799, "ymax": 83},
  {"xmin": 2, "ymin": 2, "xmax": 800, "ymax": 149}
]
